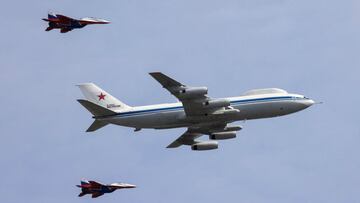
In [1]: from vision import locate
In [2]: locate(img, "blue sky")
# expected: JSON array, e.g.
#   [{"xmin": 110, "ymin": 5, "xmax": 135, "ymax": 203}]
[{"xmin": 1, "ymin": 0, "xmax": 360, "ymax": 202}]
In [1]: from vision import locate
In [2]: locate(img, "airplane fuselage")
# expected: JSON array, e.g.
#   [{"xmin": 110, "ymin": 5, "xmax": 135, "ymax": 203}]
[
  {"xmin": 48, "ymin": 21, "xmax": 86, "ymax": 30},
  {"xmin": 43, "ymin": 14, "xmax": 110, "ymax": 33},
  {"xmin": 77, "ymin": 181, "xmax": 136, "ymax": 198},
  {"xmin": 81, "ymin": 186, "xmax": 116, "ymax": 194},
  {"xmin": 98, "ymin": 93, "xmax": 314, "ymax": 130}
]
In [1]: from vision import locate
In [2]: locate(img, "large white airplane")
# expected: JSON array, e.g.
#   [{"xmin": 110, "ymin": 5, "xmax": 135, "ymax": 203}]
[{"xmin": 77, "ymin": 72, "xmax": 315, "ymax": 151}]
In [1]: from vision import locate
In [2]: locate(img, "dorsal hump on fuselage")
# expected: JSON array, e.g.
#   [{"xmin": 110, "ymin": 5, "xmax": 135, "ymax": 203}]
[{"xmin": 242, "ymin": 88, "xmax": 288, "ymax": 96}]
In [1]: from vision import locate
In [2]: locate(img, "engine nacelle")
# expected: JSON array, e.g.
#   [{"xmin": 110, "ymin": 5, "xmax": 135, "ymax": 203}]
[
  {"xmin": 191, "ymin": 141, "xmax": 218, "ymax": 151},
  {"xmin": 203, "ymin": 99, "xmax": 230, "ymax": 108},
  {"xmin": 177, "ymin": 87, "xmax": 208, "ymax": 99},
  {"xmin": 209, "ymin": 131, "xmax": 236, "ymax": 140}
]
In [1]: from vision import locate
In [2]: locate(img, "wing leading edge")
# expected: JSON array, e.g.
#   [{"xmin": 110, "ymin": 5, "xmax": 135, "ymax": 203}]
[
  {"xmin": 149, "ymin": 72, "xmax": 239, "ymax": 117},
  {"xmin": 167, "ymin": 130, "xmax": 202, "ymax": 148}
]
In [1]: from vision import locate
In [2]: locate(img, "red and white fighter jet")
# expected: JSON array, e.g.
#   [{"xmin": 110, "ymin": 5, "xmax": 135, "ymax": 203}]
[
  {"xmin": 42, "ymin": 12, "xmax": 110, "ymax": 33},
  {"xmin": 77, "ymin": 180, "xmax": 136, "ymax": 198}
]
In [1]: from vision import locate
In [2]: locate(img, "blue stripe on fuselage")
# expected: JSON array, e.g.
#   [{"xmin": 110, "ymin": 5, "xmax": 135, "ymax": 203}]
[{"xmin": 112, "ymin": 96, "xmax": 296, "ymax": 118}]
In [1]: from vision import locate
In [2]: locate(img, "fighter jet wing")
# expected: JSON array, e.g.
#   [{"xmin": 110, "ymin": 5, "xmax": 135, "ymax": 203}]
[
  {"xmin": 149, "ymin": 72, "xmax": 238, "ymax": 117},
  {"xmin": 60, "ymin": 28, "xmax": 72, "ymax": 33},
  {"xmin": 91, "ymin": 192, "xmax": 104, "ymax": 198},
  {"xmin": 55, "ymin": 14, "xmax": 74, "ymax": 23},
  {"xmin": 89, "ymin": 181, "xmax": 103, "ymax": 188}
]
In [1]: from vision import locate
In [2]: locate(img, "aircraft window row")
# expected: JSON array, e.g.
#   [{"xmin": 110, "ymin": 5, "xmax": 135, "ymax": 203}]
[{"xmin": 292, "ymin": 96, "xmax": 307, "ymax": 100}]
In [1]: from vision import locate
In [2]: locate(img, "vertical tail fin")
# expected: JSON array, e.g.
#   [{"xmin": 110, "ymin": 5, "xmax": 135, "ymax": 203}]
[
  {"xmin": 77, "ymin": 180, "xmax": 89, "ymax": 197},
  {"xmin": 81, "ymin": 180, "xmax": 89, "ymax": 186},
  {"xmin": 77, "ymin": 83, "xmax": 131, "ymax": 112},
  {"xmin": 77, "ymin": 180, "xmax": 90, "ymax": 188},
  {"xmin": 48, "ymin": 12, "xmax": 57, "ymax": 20}
]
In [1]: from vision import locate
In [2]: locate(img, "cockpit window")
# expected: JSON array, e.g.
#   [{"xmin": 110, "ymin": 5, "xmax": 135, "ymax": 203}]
[{"xmin": 293, "ymin": 96, "xmax": 305, "ymax": 99}]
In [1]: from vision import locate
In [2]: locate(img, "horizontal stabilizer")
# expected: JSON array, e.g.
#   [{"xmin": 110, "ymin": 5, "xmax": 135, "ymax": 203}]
[
  {"xmin": 77, "ymin": 99, "xmax": 115, "ymax": 117},
  {"xmin": 48, "ymin": 12, "xmax": 57, "ymax": 19},
  {"xmin": 87, "ymin": 120, "xmax": 108, "ymax": 132}
]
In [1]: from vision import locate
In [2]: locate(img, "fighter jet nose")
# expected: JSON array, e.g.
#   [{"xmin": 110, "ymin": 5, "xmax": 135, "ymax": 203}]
[{"xmin": 99, "ymin": 19, "xmax": 110, "ymax": 23}]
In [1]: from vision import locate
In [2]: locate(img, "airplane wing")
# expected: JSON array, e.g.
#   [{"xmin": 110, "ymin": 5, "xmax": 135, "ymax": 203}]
[
  {"xmin": 91, "ymin": 192, "xmax": 104, "ymax": 198},
  {"xmin": 150, "ymin": 72, "xmax": 243, "ymax": 150},
  {"xmin": 55, "ymin": 14, "xmax": 74, "ymax": 23},
  {"xmin": 149, "ymin": 72, "xmax": 238, "ymax": 117},
  {"xmin": 89, "ymin": 181, "xmax": 103, "ymax": 188},
  {"xmin": 167, "ymin": 129, "xmax": 203, "ymax": 148},
  {"xmin": 60, "ymin": 28, "xmax": 72, "ymax": 33},
  {"xmin": 167, "ymin": 123, "xmax": 241, "ymax": 149}
]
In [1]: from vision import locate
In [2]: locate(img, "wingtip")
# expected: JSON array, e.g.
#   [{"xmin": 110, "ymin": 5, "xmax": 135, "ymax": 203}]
[
  {"xmin": 149, "ymin": 72, "xmax": 161, "ymax": 75},
  {"xmin": 86, "ymin": 127, "xmax": 97, "ymax": 132},
  {"xmin": 166, "ymin": 142, "xmax": 181, "ymax": 148}
]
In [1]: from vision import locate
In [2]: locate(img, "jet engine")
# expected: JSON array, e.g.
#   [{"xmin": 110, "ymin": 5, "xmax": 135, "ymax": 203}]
[
  {"xmin": 203, "ymin": 99, "xmax": 230, "ymax": 108},
  {"xmin": 177, "ymin": 87, "xmax": 208, "ymax": 99},
  {"xmin": 191, "ymin": 141, "xmax": 218, "ymax": 151},
  {"xmin": 209, "ymin": 131, "xmax": 236, "ymax": 140}
]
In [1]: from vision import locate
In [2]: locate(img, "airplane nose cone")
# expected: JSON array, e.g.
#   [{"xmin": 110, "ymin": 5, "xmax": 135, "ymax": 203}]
[
  {"xmin": 124, "ymin": 184, "xmax": 136, "ymax": 188},
  {"xmin": 100, "ymin": 19, "xmax": 110, "ymax": 24},
  {"xmin": 304, "ymin": 99, "xmax": 315, "ymax": 107}
]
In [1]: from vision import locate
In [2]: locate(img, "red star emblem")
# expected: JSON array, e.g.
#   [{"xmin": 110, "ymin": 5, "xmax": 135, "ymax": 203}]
[{"xmin": 98, "ymin": 92, "xmax": 106, "ymax": 101}]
